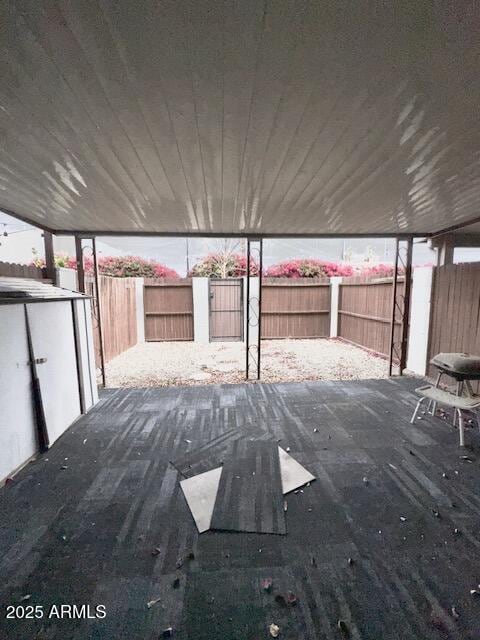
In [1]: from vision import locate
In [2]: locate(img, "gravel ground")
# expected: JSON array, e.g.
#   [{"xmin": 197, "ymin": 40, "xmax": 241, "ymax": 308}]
[{"xmin": 105, "ymin": 338, "xmax": 388, "ymax": 387}]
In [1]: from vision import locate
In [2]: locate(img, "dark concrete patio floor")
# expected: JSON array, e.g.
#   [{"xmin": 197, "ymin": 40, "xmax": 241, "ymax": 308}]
[{"xmin": 1, "ymin": 378, "xmax": 480, "ymax": 639}]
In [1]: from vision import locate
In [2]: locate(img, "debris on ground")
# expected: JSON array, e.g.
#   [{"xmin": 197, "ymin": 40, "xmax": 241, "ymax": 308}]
[
  {"xmin": 286, "ymin": 592, "xmax": 298, "ymax": 607},
  {"xmin": 19, "ymin": 594, "xmax": 31, "ymax": 602},
  {"xmin": 261, "ymin": 578, "xmax": 273, "ymax": 592},
  {"xmin": 454, "ymin": 528, "xmax": 461, "ymax": 535},
  {"xmin": 269, "ymin": 623, "xmax": 280, "ymax": 637},
  {"xmin": 313, "ymin": 428, "xmax": 318, "ymax": 433},
  {"xmin": 4, "ymin": 477, "xmax": 14, "ymax": 486},
  {"xmin": 362, "ymin": 477, "xmax": 369, "ymax": 485},
  {"xmin": 337, "ymin": 619, "xmax": 349, "ymax": 635},
  {"xmin": 432, "ymin": 509, "xmax": 441, "ymax": 518},
  {"xmin": 172, "ymin": 578, "xmax": 180, "ymax": 589},
  {"xmin": 175, "ymin": 552, "xmax": 194, "ymax": 568},
  {"xmin": 283, "ymin": 501, "xmax": 288, "ymax": 512},
  {"xmin": 400, "ymin": 516, "xmax": 407, "ymax": 522},
  {"xmin": 151, "ymin": 547, "xmax": 161, "ymax": 557},
  {"xmin": 146, "ymin": 597, "xmax": 161, "ymax": 608},
  {"xmin": 162, "ymin": 626, "xmax": 174, "ymax": 637},
  {"xmin": 347, "ymin": 557, "xmax": 355, "ymax": 566},
  {"xmin": 60, "ymin": 465, "xmax": 68, "ymax": 470},
  {"xmin": 83, "ymin": 438, "xmax": 88, "ymax": 444},
  {"xmin": 106, "ymin": 339, "xmax": 388, "ymax": 388},
  {"xmin": 184, "ymin": 439, "xmax": 192, "ymax": 444},
  {"xmin": 451, "ymin": 605, "xmax": 460, "ymax": 619},
  {"xmin": 460, "ymin": 456, "xmax": 473, "ymax": 463},
  {"xmin": 470, "ymin": 587, "xmax": 480, "ymax": 596},
  {"xmin": 442, "ymin": 472, "xmax": 448, "ymax": 478}
]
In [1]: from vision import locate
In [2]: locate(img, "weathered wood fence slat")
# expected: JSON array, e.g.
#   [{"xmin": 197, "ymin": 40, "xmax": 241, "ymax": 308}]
[
  {"xmin": 261, "ymin": 277, "xmax": 331, "ymax": 339},
  {"xmin": 144, "ymin": 278, "xmax": 194, "ymax": 341}
]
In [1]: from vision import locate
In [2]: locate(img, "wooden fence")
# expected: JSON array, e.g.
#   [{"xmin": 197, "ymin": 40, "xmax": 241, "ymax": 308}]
[
  {"xmin": 144, "ymin": 278, "xmax": 194, "ymax": 341},
  {"xmin": 261, "ymin": 278, "xmax": 331, "ymax": 338},
  {"xmin": 338, "ymin": 276, "xmax": 404, "ymax": 357},
  {"xmin": 0, "ymin": 260, "xmax": 45, "ymax": 279},
  {"xmin": 427, "ymin": 263, "xmax": 480, "ymax": 388},
  {"xmin": 86, "ymin": 276, "xmax": 137, "ymax": 364}
]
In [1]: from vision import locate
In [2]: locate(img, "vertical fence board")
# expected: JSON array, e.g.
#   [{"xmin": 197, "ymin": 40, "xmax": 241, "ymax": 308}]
[
  {"xmin": 0, "ymin": 260, "xmax": 45, "ymax": 279},
  {"xmin": 427, "ymin": 263, "xmax": 480, "ymax": 391},
  {"xmin": 337, "ymin": 276, "xmax": 404, "ymax": 357},
  {"xmin": 144, "ymin": 278, "xmax": 193, "ymax": 341},
  {"xmin": 261, "ymin": 278, "xmax": 331, "ymax": 338},
  {"xmin": 86, "ymin": 276, "xmax": 137, "ymax": 365}
]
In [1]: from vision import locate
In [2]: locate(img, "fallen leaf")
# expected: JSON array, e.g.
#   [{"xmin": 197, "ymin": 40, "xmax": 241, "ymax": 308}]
[
  {"xmin": 269, "ymin": 623, "xmax": 280, "ymax": 637},
  {"xmin": 20, "ymin": 595, "xmax": 31, "ymax": 602}
]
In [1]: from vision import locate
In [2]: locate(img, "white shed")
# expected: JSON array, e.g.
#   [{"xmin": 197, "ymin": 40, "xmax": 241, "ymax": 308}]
[{"xmin": 0, "ymin": 278, "xmax": 98, "ymax": 482}]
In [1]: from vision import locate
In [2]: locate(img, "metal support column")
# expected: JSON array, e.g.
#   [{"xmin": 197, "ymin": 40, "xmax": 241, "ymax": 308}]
[
  {"xmin": 92, "ymin": 237, "xmax": 106, "ymax": 388},
  {"xmin": 75, "ymin": 236, "xmax": 85, "ymax": 293},
  {"xmin": 245, "ymin": 238, "xmax": 263, "ymax": 380},
  {"xmin": 43, "ymin": 231, "xmax": 56, "ymax": 284},
  {"xmin": 388, "ymin": 237, "xmax": 413, "ymax": 376}
]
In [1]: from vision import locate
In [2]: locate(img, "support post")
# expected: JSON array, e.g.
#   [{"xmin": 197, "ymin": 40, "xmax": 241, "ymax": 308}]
[
  {"xmin": 75, "ymin": 236, "xmax": 85, "ymax": 293},
  {"xmin": 92, "ymin": 237, "xmax": 106, "ymax": 388},
  {"xmin": 388, "ymin": 237, "xmax": 414, "ymax": 376},
  {"xmin": 245, "ymin": 238, "xmax": 263, "ymax": 380},
  {"xmin": 388, "ymin": 239, "xmax": 400, "ymax": 376},
  {"xmin": 329, "ymin": 277, "xmax": 342, "ymax": 337},
  {"xmin": 436, "ymin": 233, "xmax": 455, "ymax": 266},
  {"xmin": 399, "ymin": 238, "xmax": 413, "ymax": 372},
  {"xmin": 257, "ymin": 239, "xmax": 263, "ymax": 380},
  {"xmin": 43, "ymin": 231, "xmax": 56, "ymax": 284}
]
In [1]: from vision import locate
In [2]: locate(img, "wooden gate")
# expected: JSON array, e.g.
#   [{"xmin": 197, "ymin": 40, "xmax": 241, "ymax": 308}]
[
  {"xmin": 144, "ymin": 279, "xmax": 193, "ymax": 341},
  {"xmin": 209, "ymin": 279, "xmax": 243, "ymax": 341}
]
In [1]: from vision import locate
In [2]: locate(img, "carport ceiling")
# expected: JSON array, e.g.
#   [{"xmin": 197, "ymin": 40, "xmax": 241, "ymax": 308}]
[{"xmin": 1, "ymin": 1, "xmax": 480, "ymax": 237}]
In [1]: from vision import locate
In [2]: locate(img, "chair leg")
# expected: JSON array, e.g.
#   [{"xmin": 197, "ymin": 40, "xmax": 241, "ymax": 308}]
[
  {"xmin": 411, "ymin": 397, "xmax": 426, "ymax": 424},
  {"xmin": 457, "ymin": 409, "xmax": 465, "ymax": 447}
]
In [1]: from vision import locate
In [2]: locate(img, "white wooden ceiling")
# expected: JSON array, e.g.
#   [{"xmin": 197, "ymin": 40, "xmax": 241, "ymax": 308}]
[{"xmin": 1, "ymin": 1, "xmax": 479, "ymax": 236}]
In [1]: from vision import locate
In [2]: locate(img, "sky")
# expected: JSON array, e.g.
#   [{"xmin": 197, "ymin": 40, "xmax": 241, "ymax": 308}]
[{"xmin": 1, "ymin": 211, "xmax": 478, "ymax": 276}]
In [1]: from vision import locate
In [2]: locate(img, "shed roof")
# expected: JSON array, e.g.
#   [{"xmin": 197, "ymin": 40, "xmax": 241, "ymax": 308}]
[
  {"xmin": 1, "ymin": 1, "xmax": 480, "ymax": 237},
  {"xmin": 0, "ymin": 278, "xmax": 89, "ymax": 305}
]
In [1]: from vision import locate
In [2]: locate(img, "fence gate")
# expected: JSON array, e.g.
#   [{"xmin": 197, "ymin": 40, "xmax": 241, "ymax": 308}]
[{"xmin": 209, "ymin": 279, "xmax": 243, "ymax": 342}]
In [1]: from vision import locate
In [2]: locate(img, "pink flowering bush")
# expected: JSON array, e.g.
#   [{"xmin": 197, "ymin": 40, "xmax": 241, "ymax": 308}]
[
  {"xmin": 264, "ymin": 259, "xmax": 354, "ymax": 278},
  {"xmin": 31, "ymin": 254, "xmax": 179, "ymax": 278},
  {"xmin": 359, "ymin": 263, "xmax": 404, "ymax": 277},
  {"xmin": 189, "ymin": 253, "xmax": 259, "ymax": 278}
]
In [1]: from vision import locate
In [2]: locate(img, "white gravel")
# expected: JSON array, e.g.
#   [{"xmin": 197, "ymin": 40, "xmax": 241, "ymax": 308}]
[{"xmin": 105, "ymin": 338, "xmax": 388, "ymax": 387}]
